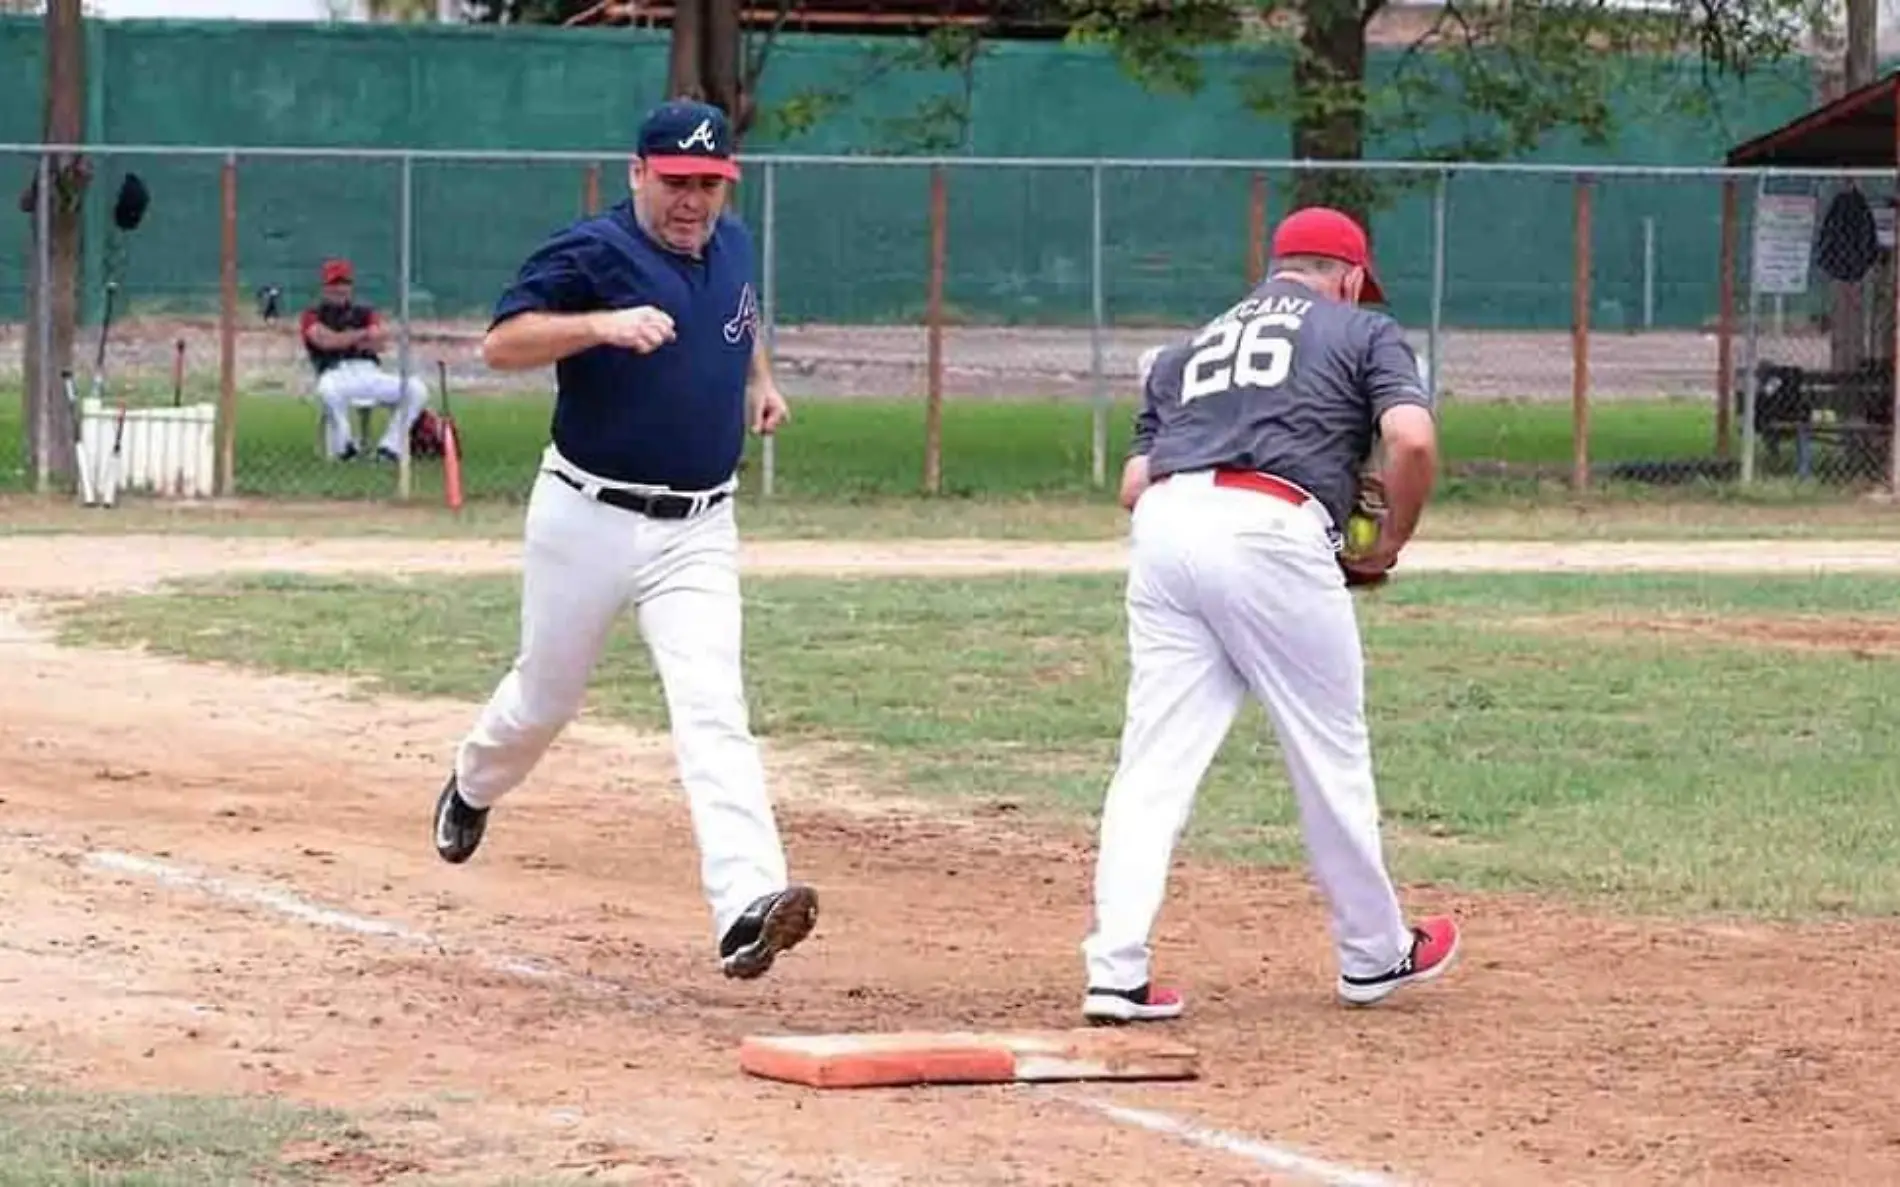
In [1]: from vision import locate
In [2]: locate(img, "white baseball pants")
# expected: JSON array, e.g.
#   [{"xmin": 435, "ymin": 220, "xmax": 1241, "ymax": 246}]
[
  {"xmin": 1082, "ymin": 469, "xmax": 1413, "ymax": 990},
  {"xmin": 316, "ymin": 360, "xmax": 430, "ymax": 458},
  {"xmin": 454, "ymin": 449, "xmax": 791, "ymax": 942}
]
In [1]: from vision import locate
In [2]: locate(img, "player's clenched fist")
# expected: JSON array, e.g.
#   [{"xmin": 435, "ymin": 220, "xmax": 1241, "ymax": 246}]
[{"xmin": 590, "ymin": 306, "xmax": 676, "ymax": 354}]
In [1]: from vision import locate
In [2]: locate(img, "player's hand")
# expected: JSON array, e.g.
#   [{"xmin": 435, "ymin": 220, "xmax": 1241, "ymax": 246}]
[
  {"xmin": 1118, "ymin": 455, "xmax": 1152, "ymax": 511},
  {"xmin": 1340, "ymin": 544, "xmax": 1400, "ymax": 588},
  {"xmin": 591, "ymin": 306, "xmax": 676, "ymax": 354},
  {"xmin": 751, "ymin": 383, "xmax": 790, "ymax": 435}
]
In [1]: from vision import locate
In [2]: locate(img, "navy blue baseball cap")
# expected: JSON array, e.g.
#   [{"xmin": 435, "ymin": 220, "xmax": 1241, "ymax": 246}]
[{"xmin": 638, "ymin": 99, "xmax": 739, "ymax": 181}]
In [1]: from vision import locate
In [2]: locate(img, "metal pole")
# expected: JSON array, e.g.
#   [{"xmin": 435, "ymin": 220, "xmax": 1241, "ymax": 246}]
[
  {"xmin": 1090, "ymin": 161, "xmax": 1106, "ymax": 489},
  {"xmin": 397, "ymin": 151, "xmax": 414, "ymax": 500},
  {"xmin": 1428, "ymin": 169, "xmax": 1447, "ymax": 402},
  {"xmin": 32, "ymin": 152, "xmax": 52, "ymax": 494},
  {"xmin": 1642, "ymin": 216, "xmax": 1655, "ymax": 330},
  {"xmin": 217, "ymin": 153, "xmax": 239, "ymax": 497},
  {"xmin": 1571, "ymin": 174, "xmax": 1593, "ymax": 492},
  {"xmin": 1741, "ymin": 174, "xmax": 1765, "ymax": 485},
  {"xmin": 924, "ymin": 164, "xmax": 946, "ymax": 495},
  {"xmin": 761, "ymin": 159, "xmax": 777, "ymax": 499}
]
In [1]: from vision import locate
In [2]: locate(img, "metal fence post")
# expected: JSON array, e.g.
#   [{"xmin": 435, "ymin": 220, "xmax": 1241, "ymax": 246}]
[
  {"xmin": 762, "ymin": 158, "xmax": 777, "ymax": 499},
  {"xmin": 1090, "ymin": 160, "xmax": 1106, "ymax": 489},
  {"xmin": 1571, "ymin": 173, "xmax": 1593, "ymax": 491},
  {"xmin": 1642, "ymin": 215, "xmax": 1656, "ymax": 330},
  {"xmin": 1740, "ymin": 173, "xmax": 1765, "ymax": 485},
  {"xmin": 1429, "ymin": 169, "xmax": 1447, "ymax": 402},
  {"xmin": 32, "ymin": 151, "xmax": 52, "ymax": 495},
  {"xmin": 396, "ymin": 151, "xmax": 414, "ymax": 500},
  {"xmin": 923, "ymin": 164, "xmax": 946, "ymax": 496},
  {"xmin": 216, "ymin": 151, "xmax": 238, "ymax": 497}
]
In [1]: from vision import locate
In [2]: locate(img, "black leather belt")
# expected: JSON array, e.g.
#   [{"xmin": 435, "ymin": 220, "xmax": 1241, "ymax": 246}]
[{"xmin": 548, "ymin": 467, "xmax": 730, "ymax": 520}]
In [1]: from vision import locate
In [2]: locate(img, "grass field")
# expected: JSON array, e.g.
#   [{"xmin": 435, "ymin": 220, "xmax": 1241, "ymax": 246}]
[
  {"xmin": 0, "ymin": 1062, "xmax": 359, "ymax": 1186},
  {"xmin": 55, "ymin": 568, "xmax": 1900, "ymax": 921},
  {"xmin": 1, "ymin": 380, "xmax": 1735, "ymax": 504}
]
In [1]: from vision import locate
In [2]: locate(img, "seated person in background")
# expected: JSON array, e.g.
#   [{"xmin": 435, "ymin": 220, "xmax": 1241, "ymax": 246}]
[{"xmin": 301, "ymin": 257, "xmax": 430, "ymax": 461}]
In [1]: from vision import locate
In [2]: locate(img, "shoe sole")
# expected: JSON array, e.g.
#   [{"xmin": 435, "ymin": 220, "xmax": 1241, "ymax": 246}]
[
  {"xmin": 1082, "ymin": 996, "xmax": 1185, "ymax": 1025},
  {"xmin": 1336, "ymin": 930, "xmax": 1461, "ymax": 1007},
  {"xmin": 722, "ymin": 885, "xmax": 819, "ymax": 980},
  {"xmin": 433, "ymin": 783, "xmax": 486, "ymax": 865}
]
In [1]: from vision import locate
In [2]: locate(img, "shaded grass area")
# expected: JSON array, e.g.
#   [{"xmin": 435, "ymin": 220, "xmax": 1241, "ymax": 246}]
[
  {"xmin": 0, "ymin": 1070, "xmax": 359, "ymax": 1186},
  {"xmin": 54, "ymin": 570, "xmax": 1900, "ymax": 919},
  {"xmin": 1, "ymin": 380, "xmax": 1729, "ymax": 503}
]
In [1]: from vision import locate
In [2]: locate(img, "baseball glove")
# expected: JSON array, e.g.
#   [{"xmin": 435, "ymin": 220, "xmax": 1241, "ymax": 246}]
[{"xmin": 1338, "ymin": 471, "xmax": 1391, "ymax": 588}]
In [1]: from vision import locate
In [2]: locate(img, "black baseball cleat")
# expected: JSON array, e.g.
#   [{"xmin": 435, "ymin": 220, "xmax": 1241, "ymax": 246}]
[
  {"xmin": 719, "ymin": 884, "xmax": 819, "ymax": 980},
  {"xmin": 432, "ymin": 774, "xmax": 488, "ymax": 864}
]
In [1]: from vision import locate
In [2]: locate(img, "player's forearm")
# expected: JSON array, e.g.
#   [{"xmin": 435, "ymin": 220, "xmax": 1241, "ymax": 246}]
[
  {"xmin": 481, "ymin": 312, "xmax": 604, "ymax": 371},
  {"xmin": 304, "ymin": 326, "xmax": 355, "ymax": 351},
  {"xmin": 747, "ymin": 339, "xmax": 773, "ymax": 391},
  {"xmin": 1376, "ymin": 434, "xmax": 1436, "ymax": 550}
]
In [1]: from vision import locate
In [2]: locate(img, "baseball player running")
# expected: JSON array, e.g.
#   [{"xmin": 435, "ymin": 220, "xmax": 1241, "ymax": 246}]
[
  {"xmin": 1080, "ymin": 206, "xmax": 1458, "ymax": 1022},
  {"xmin": 432, "ymin": 98, "xmax": 817, "ymax": 981}
]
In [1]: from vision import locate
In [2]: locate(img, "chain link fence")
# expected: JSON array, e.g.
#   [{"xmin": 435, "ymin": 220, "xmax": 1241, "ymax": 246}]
[{"xmin": 3, "ymin": 143, "xmax": 1895, "ymax": 505}]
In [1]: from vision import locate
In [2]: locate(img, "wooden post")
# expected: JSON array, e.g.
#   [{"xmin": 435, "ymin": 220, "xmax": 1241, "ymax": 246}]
[
  {"xmin": 1716, "ymin": 178, "xmax": 1737, "ymax": 462},
  {"xmin": 217, "ymin": 153, "xmax": 239, "ymax": 497},
  {"xmin": 1891, "ymin": 98, "xmax": 1900, "ymax": 495},
  {"xmin": 924, "ymin": 164, "xmax": 947, "ymax": 496},
  {"xmin": 584, "ymin": 162, "xmax": 601, "ymax": 215},
  {"xmin": 1571, "ymin": 174, "xmax": 1593, "ymax": 492},
  {"xmin": 1247, "ymin": 171, "xmax": 1267, "ymax": 285}
]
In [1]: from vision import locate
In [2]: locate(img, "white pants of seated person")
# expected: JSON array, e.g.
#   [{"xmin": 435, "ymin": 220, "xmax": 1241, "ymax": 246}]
[
  {"xmin": 453, "ymin": 458, "xmax": 790, "ymax": 943},
  {"xmin": 317, "ymin": 360, "xmax": 429, "ymax": 458},
  {"xmin": 1082, "ymin": 470, "xmax": 1413, "ymax": 991}
]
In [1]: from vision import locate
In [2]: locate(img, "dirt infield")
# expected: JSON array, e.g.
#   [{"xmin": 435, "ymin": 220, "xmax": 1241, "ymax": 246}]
[
  {"xmin": 4, "ymin": 536, "xmax": 1900, "ymax": 1185},
  {"xmin": 9, "ymin": 534, "xmax": 1900, "ymax": 595}
]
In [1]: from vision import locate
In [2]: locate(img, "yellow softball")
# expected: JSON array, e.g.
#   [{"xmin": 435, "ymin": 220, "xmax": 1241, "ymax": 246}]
[{"xmin": 1346, "ymin": 514, "xmax": 1379, "ymax": 555}]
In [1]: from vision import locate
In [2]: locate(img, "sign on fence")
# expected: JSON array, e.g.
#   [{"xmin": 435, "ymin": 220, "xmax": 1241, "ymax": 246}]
[{"xmin": 1751, "ymin": 192, "xmax": 1817, "ymax": 296}]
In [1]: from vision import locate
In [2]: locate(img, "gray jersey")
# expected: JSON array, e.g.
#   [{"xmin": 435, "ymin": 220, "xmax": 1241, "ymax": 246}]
[{"xmin": 1132, "ymin": 277, "xmax": 1432, "ymax": 529}]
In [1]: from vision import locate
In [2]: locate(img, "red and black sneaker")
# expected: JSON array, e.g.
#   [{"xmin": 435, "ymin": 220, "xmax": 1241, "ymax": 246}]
[
  {"xmin": 1082, "ymin": 982, "xmax": 1185, "ymax": 1024},
  {"xmin": 1337, "ymin": 916, "xmax": 1460, "ymax": 1006}
]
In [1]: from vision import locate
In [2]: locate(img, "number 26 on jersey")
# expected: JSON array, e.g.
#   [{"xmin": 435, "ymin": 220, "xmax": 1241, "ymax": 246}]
[{"xmin": 1182, "ymin": 311, "xmax": 1302, "ymax": 403}]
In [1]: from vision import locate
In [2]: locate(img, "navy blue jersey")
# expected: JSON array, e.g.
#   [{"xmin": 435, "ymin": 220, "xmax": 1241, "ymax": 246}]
[{"xmin": 491, "ymin": 199, "xmax": 761, "ymax": 490}]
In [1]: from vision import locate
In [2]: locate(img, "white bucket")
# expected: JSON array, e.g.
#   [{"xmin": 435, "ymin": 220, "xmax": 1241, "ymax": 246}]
[{"xmin": 79, "ymin": 399, "xmax": 218, "ymax": 499}]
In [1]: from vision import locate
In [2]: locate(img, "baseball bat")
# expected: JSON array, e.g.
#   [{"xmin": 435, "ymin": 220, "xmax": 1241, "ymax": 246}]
[
  {"xmin": 172, "ymin": 338, "xmax": 185, "ymax": 407},
  {"xmin": 438, "ymin": 360, "xmax": 463, "ymax": 511},
  {"xmin": 102, "ymin": 403, "xmax": 127, "ymax": 508},
  {"xmin": 90, "ymin": 279, "xmax": 119, "ymax": 407},
  {"xmin": 64, "ymin": 368, "xmax": 96, "ymax": 506}
]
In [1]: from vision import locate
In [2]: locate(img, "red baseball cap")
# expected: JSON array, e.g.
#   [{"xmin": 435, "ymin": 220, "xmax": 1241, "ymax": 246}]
[
  {"xmin": 1269, "ymin": 207, "xmax": 1385, "ymax": 304},
  {"xmin": 320, "ymin": 258, "xmax": 354, "ymax": 285}
]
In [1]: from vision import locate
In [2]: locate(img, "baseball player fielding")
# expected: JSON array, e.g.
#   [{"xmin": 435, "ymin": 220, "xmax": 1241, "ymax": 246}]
[
  {"xmin": 431, "ymin": 98, "xmax": 817, "ymax": 982},
  {"xmin": 1080, "ymin": 206, "xmax": 1459, "ymax": 1023}
]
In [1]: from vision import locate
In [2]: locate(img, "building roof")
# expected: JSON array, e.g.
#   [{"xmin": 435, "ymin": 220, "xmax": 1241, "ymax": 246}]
[
  {"xmin": 1725, "ymin": 72, "xmax": 1900, "ymax": 168},
  {"xmin": 563, "ymin": 1, "xmax": 1071, "ymax": 37}
]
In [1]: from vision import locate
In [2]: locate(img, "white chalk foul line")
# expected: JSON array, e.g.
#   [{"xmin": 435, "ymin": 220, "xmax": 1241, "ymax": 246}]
[
  {"xmin": 74, "ymin": 844, "xmax": 1405, "ymax": 1185},
  {"xmin": 81, "ymin": 849, "xmax": 658, "ymax": 1011},
  {"xmin": 1071, "ymin": 1097, "xmax": 1413, "ymax": 1187}
]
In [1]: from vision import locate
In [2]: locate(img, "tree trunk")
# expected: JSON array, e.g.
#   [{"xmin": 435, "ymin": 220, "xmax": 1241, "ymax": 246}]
[
  {"xmin": 1290, "ymin": 0, "xmax": 1371, "ymax": 222},
  {"xmin": 703, "ymin": 0, "xmax": 743, "ymax": 128},
  {"xmin": 667, "ymin": 0, "xmax": 705, "ymax": 101},
  {"xmin": 667, "ymin": 0, "xmax": 752, "ymax": 140},
  {"xmin": 22, "ymin": 0, "xmax": 86, "ymax": 486}
]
